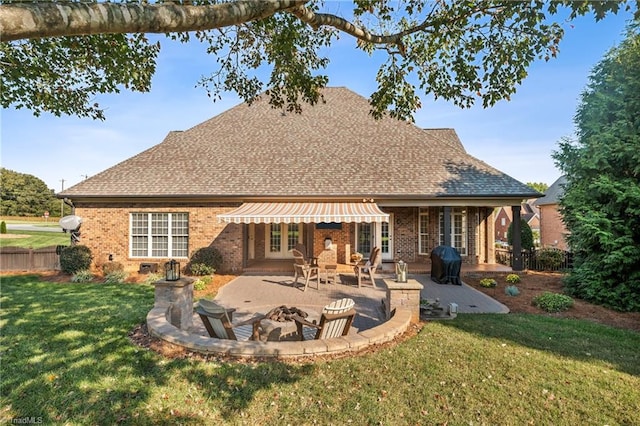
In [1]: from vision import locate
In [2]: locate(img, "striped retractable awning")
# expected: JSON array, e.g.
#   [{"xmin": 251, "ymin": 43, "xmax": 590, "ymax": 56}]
[{"xmin": 218, "ymin": 202, "xmax": 389, "ymax": 224}]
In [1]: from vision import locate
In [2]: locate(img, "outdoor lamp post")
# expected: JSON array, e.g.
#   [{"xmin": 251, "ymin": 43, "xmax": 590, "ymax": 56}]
[{"xmin": 164, "ymin": 259, "xmax": 180, "ymax": 281}]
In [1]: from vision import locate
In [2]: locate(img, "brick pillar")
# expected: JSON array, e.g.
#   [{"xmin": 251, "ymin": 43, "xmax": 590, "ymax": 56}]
[
  {"xmin": 383, "ymin": 278, "xmax": 424, "ymax": 323},
  {"xmin": 153, "ymin": 278, "xmax": 194, "ymax": 330}
]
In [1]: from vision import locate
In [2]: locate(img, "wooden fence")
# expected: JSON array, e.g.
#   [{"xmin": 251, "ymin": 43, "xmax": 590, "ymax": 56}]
[
  {"xmin": 496, "ymin": 248, "xmax": 573, "ymax": 272},
  {"xmin": 0, "ymin": 245, "xmax": 62, "ymax": 271}
]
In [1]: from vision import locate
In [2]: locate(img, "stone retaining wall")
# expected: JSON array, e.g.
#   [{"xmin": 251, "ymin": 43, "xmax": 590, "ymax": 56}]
[
  {"xmin": 146, "ymin": 305, "xmax": 411, "ymax": 359},
  {"xmin": 147, "ymin": 277, "xmax": 416, "ymax": 359}
]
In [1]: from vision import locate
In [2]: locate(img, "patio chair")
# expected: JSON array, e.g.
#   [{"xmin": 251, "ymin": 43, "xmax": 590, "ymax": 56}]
[
  {"xmin": 353, "ymin": 247, "xmax": 381, "ymax": 288},
  {"xmin": 292, "ymin": 249, "xmax": 320, "ymax": 291},
  {"xmin": 294, "ymin": 244, "xmax": 318, "ymax": 265},
  {"xmin": 293, "ymin": 298, "xmax": 356, "ymax": 340},
  {"xmin": 196, "ymin": 299, "xmax": 265, "ymax": 341}
]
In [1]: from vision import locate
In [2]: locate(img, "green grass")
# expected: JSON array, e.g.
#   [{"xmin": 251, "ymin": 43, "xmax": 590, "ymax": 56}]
[
  {"xmin": 1, "ymin": 274, "xmax": 639, "ymax": 425},
  {"xmin": 0, "ymin": 230, "xmax": 70, "ymax": 248}
]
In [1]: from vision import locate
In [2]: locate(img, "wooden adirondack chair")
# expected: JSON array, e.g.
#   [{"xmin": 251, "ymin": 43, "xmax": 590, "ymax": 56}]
[
  {"xmin": 196, "ymin": 299, "xmax": 264, "ymax": 341},
  {"xmin": 354, "ymin": 247, "xmax": 381, "ymax": 288},
  {"xmin": 292, "ymin": 249, "xmax": 320, "ymax": 291},
  {"xmin": 293, "ymin": 298, "xmax": 356, "ymax": 341}
]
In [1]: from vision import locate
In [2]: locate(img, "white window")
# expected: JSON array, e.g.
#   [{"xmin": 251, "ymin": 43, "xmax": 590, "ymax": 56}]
[
  {"xmin": 418, "ymin": 209, "xmax": 430, "ymax": 254},
  {"xmin": 130, "ymin": 213, "xmax": 189, "ymax": 258},
  {"xmin": 439, "ymin": 208, "xmax": 467, "ymax": 256},
  {"xmin": 501, "ymin": 217, "xmax": 506, "ymax": 226}
]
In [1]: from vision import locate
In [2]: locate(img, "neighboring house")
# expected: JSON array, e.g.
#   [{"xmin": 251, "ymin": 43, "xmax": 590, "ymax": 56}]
[
  {"xmin": 534, "ymin": 176, "xmax": 569, "ymax": 251},
  {"xmin": 494, "ymin": 200, "xmax": 540, "ymax": 244},
  {"xmin": 59, "ymin": 87, "xmax": 539, "ymax": 273}
]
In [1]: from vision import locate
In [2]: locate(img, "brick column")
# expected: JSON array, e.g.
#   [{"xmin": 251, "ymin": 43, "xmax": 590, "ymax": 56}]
[
  {"xmin": 383, "ymin": 279, "xmax": 424, "ymax": 323},
  {"xmin": 153, "ymin": 278, "xmax": 194, "ymax": 330}
]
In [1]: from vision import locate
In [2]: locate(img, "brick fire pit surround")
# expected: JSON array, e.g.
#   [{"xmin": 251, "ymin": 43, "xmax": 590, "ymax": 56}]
[{"xmin": 147, "ymin": 278, "xmax": 413, "ymax": 359}]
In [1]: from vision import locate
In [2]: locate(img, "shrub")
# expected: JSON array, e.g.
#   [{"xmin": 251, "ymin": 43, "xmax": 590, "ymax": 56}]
[
  {"xmin": 60, "ymin": 245, "xmax": 93, "ymax": 274},
  {"xmin": 480, "ymin": 278, "xmax": 497, "ymax": 288},
  {"xmin": 142, "ymin": 273, "xmax": 163, "ymax": 285},
  {"xmin": 102, "ymin": 261, "xmax": 124, "ymax": 276},
  {"xmin": 0, "ymin": 221, "xmax": 6, "ymax": 234},
  {"xmin": 189, "ymin": 263, "xmax": 215, "ymax": 276},
  {"xmin": 187, "ymin": 247, "xmax": 222, "ymax": 274},
  {"xmin": 506, "ymin": 274, "xmax": 521, "ymax": 284},
  {"xmin": 532, "ymin": 292, "xmax": 574, "ymax": 313},
  {"xmin": 71, "ymin": 269, "xmax": 94, "ymax": 283},
  {"xmin": 507, "ymin": 218, "xmax": 534, "ymax": 251},
  {"xmin": 193, "ymin": 279, "xmax": 207, "ymax": 291},
  {"xmin": 505, "ymin": 285, "xmax": 520, "ymax": 296},
  {"xmin": 537, "ymin": 248, "xmax": 564, "ymax": 270},
  {"xmin": 104, "ymin": 270, "xmax": 128, "ymax": 284}
]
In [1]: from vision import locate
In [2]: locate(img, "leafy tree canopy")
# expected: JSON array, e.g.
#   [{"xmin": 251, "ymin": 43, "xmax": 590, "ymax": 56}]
[
  {"xmin": 0, "ymin": 168, "xmax": 61, "ymax": 217},
  {"xmin": 526, "ymin": 182, "xmax": 549, "ymax": 194},
  {"xmin": 553, "ymin": 21, "xmax": 640, "ymax": 312},
  {"xmin": 1, "ymin": 0, "xmax": 638, "ymax": 121}
]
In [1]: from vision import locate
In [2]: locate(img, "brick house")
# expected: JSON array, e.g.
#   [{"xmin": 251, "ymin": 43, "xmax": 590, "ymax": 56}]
[
  {"xmin": 59, "ymin": 87, "xmax": 539, "ymax": 273},
  {"xmin": 534, "ymin": 176, "xmax": 569, "ymax": 251}
]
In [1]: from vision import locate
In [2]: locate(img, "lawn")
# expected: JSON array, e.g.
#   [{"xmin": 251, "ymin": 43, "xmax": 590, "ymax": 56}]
[
  {"xmin": 0, "ymin": 230, "xmax": 70, "ymax": 249},
  {"xmin": 1, "ymin": 274, "xmax": 639, "ymax": 425}
]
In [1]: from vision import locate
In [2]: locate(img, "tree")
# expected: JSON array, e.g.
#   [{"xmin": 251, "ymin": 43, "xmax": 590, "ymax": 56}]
[
  {"xmin": 507, "ymin": 218, "xmax": 534, "ymax": 251},
  {"xmin": 1, "ymin": 1, "xmax": 637, "ymax": 120},
  {"xmin": 526, "ymin": 182, "xmax": 549, "ymax": 194},
  {"xmin": 0, "ymin": 168, "xmax": 58, "ymax": 217},
  {"xmin": 553, "ymin": 22, "xmax": 640, "ymax": 312}
]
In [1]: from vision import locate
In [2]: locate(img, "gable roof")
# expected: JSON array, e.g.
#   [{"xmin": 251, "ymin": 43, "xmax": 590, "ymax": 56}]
[
  {"xmin": 61, "ymin": 87, "xmax": 539, "ymax": 201},
  {"xmin": 534, "ymin": 176, "xmax": 567, "ymax": 206}
]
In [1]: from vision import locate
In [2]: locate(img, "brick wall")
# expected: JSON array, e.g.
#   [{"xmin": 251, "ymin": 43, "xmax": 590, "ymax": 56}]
[
  {"xmin": 539, "ymin": 204, "xmax": 569, "ymax": 251},
  {"xmin": 74, "ymin": 203, "xmax": 243, "ymax": 273}
]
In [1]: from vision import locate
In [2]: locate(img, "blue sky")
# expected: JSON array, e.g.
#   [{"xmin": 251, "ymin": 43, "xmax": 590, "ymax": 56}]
[{"xmin": 0, "ymin": 7, "xmax": 635, "ymax": 193}]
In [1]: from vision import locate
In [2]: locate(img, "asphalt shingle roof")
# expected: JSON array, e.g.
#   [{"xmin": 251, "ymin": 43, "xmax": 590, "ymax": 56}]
[
  {"xmin": 534, "ymin": 176, "xmax": 567, "ymax": 206},
  {"xmin": 62, "ymin": 87, "xmax": 538, "ymax": 200}
]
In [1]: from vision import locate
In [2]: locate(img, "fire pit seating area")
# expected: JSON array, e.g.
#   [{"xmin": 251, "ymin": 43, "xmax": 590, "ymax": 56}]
[{"xmin": 147, "ymin": 277, "xmax": 420, "ymax": 359}]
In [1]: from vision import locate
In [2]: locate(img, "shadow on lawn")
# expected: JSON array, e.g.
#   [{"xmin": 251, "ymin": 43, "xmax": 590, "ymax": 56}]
[
  {"xmin": 439, "ymin": 313, "xmax": 640, "ymax": 377},
  {"xmin": 0, "ymin": 274, "xmax": 314, "ymax": 424}
]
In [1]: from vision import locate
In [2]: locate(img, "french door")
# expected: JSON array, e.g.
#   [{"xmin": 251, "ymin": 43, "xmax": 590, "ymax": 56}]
[
  {"xmin": 355, "ymin": 216, "xmax": 394, "ymax": 261},
  {"xmin": 265, "ymin": 223, "xmax": 303, "ymax": 259}
]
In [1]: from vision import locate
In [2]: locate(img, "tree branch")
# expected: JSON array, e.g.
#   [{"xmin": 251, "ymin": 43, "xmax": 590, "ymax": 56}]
[{"xmin": 0, "ymin": 0, "xmax": 307, "ymax": 42}]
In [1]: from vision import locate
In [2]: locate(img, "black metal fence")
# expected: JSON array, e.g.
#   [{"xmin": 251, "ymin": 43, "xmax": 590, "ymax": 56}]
[{"xmin": 496, "ymin": 247, "xmax": 573, "ymax": 272}]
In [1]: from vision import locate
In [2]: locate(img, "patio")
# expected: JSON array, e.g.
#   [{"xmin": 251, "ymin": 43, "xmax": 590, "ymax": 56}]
[
  {"xmin": 196, "ymin": 271, "xmax": 509, "ymax": 334},
  {"xmin": 146, "ymin": 269, "xmax": 509, "ymax": 359}
]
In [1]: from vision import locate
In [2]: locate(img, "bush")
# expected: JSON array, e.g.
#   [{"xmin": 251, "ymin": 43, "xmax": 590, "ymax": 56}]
[
  {"xmin": 104, "ymin": 270, "xmax": 128, "ymax": 284},
  {"xmin": 189, "ymin": 263, "xmax": 215, "ymax": 276},
  {"xmin": 480, "ymin": 278, "xmax": 497, "ymax": 288},
  {"xmin": 505, "ymin": 285, "xmax": 520, "ymax": 296},
  {"xmin": 506, "ymin": 274, "xmax": 521, "ymax": 284},
  {"xmin": 0, "ymin": 221, "xmax": 6, "ymax": 234},
  {"xmin": 193, "ymin": 279, "xmax": 207, "ymax": 291},
  {"xmin": 507, "ymin": 218, "xmax": 534, "ymax": 251},
  {"xmin": 60, "ymin": 245, "xmax": 93, "ymax": 274},
  {"xmin": 187, "ymin": 247, "xmax": 222, "ymax": 274},
  {"xmin": 537, "ymin": 248, "xmax": 564, "ymax": 270},
  {"xmin": 71, "ymin": 269, "xmax": 94, "ymax": 283},
  {"xmin": 102, "ymin": 261, "xmax": 124, "ymax": 276},
  {"xmin": 142, "ymin": 273, "xmax": 163, "ymax": 285},
  {"xmin": 532, "ymin": 292, "xmax": 574, "ymax": 313}
]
